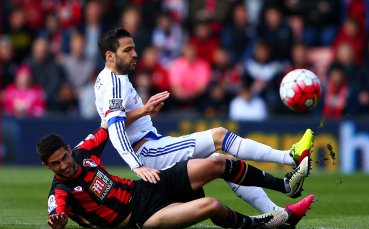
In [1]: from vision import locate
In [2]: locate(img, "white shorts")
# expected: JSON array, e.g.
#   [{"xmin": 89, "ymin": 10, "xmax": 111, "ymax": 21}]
[{"xmin": 137, "ymin": 130, "xmax": 216, "ymax": 170}]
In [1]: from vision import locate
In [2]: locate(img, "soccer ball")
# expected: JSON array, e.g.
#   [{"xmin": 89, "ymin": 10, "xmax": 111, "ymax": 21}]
[{"xmin": 279, "ymin": 69, "xmax": 321, "ymax": 111}]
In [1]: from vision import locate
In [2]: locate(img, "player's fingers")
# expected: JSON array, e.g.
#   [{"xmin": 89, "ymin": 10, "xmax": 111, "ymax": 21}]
[
  {"xmin": 136, "ymin": 171, "xmax": 147, "ymax": 182},
  {"xmin": 145, "ymin": 169, "xmax": 160, "ymax": 183},
  {"xmin": 155, "ymin": 103, "xmax": 164, "ymax": 112},
  {"xmin": 149, "ymin": 168, "xmax": 160, "ymax": 182},
  {"xmin": 149, "ymin": 92, "xmax": 168, "ymax": 101},
  {"xmin": 152, "ymin": 170, "xmax": 161, "ymax": 182},
  {"xmin": 144, "ymin": 170, "xmax": 156, "ymax": 183},
  {"xmin": 149, "ymin": 92, "xmax": 170, "ymax": 103}
]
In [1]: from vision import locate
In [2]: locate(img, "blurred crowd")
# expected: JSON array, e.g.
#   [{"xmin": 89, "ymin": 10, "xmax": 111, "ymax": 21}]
[{"xmin": 1, "ymin": 0, "xmax": 369, "ymax": 121}]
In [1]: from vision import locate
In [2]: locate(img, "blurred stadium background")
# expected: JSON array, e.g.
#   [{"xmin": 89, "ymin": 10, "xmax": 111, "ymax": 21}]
[{"xmin": 1, "ymin": 0, "xmax": 369, "ymax": 228}]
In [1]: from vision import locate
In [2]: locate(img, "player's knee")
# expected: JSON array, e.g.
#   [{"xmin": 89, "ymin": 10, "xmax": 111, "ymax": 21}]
[
  {"xmin": 205, "ymin": 156, "xmax": 226, "ymax": 174},
  {"xmin": 211, "ymin": 127, "xmax": 228, "ymax": 149},
  {"xmin": 202, "ymin": 197, "xmax": 223, "ymax": 214}
]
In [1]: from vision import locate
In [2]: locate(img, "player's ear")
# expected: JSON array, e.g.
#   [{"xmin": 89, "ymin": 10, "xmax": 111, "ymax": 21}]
[
  {"xmin": 106, "ymin": 51, "xmax": 114, "ymax": 62},
  {"xmin": 67, "ymin": 146, "xmax": 72, "ymax": 155},
  {"xmin": 42, "ymin": 162, "xmax": 50, "ymax": 170}
]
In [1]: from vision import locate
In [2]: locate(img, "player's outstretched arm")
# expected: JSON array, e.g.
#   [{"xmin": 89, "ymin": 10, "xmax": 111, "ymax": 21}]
[
  {"xmin": 126, "ymin": 91, "xmax": 170, "ymax": 126},
  {"xmin": 47, "ymin": 213, "xmax": 68, "ymax": 229},
  {"xmin": 134, "ymin": 166, "xmax": 161, "ymax": 184}
]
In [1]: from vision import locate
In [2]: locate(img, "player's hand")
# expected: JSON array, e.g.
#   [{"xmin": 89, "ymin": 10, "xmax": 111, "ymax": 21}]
[
  {"xmin": 134, "ymin": 166, "xmax": 161, "ymax": 183},
  {"xmin": 47, "ymin": 212, "xmax": 68, "ymax": 229},
  {"xmin": 143, "ymin": 91, "xmax": 170, "ymax": 115}
]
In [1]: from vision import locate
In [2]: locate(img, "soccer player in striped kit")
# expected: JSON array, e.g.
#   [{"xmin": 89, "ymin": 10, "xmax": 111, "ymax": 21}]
[
  {"xmin": 38, "ymin": 125, "xmax": 309, "ymax": 228},
  {"xmin": 95, "ymin": 28, "xmax": 314, "ymax": 227}
]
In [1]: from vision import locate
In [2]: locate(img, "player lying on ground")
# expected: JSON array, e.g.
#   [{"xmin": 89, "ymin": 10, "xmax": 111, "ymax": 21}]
[
  {"xmin": 95, "ymin": 28, "xmax": 314, "ymax": 227},
  {"xmin": 37, "ymin": 125, "xmax": 312, "ymax": 228}
]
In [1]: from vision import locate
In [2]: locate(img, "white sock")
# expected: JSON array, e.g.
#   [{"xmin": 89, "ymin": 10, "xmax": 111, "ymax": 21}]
[
  {"xmin": 222, "ymin": 131, "xmax": 295, "ymax": 166},
  {"xmin": 228, "ymin": 183, "xmax": 284, "ymax": 213}
]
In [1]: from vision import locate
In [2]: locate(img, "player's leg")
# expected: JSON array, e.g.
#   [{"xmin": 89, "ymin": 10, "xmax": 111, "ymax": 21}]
[
  {"xmin": 143, "ymin": 197, "xmax": 288, "ymax": 228},
  {"xmin": 187, "ymin": 156, "xmax": 310, "ymax": 198},
  {"xmin": 135, "ymin": 133, "xmax": 283, "ymax": 213},
  {"xmin": 212, "ymin": 153, "xmax": 284, "ymax": 213},
  {"xmin": 136, "ymin": 131, "xmax": 216, "ymax": 170},
  {"xmin": 142, "ymin": 197, "xmax": 226, "ymax": 228},
  {"xmin": 211, "ymin": 127, "xmax": 314, "ymax": 167}
]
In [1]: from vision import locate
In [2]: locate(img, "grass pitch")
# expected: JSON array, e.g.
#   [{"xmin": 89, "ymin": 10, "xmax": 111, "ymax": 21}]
[{"xmin": 1, "ymin": 166, "xmax": 368, "ymax": 228}]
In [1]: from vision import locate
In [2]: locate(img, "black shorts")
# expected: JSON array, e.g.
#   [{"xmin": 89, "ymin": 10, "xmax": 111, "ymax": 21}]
[{"xmin": 128, "ymin": 160, "xmax": 205, "ymax": 228}]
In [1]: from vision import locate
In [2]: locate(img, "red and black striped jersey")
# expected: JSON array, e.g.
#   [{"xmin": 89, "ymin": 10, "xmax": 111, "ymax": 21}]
[{"xmin": 47, "ymin": 128, "xmax": 134, "ymax": 228}]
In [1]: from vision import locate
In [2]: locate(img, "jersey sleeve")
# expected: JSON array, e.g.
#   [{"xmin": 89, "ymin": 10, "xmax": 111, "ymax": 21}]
[
  {"xmin": 48, "ymin": 185, "xmax": 68, "ymax": 215},
  {"xmin": 100, "ymin": 74, "xmax": 143, "ymax": 170},
  {"xmin": 76, "ymin": 127, "xmax": 109, "ymax": 157}
]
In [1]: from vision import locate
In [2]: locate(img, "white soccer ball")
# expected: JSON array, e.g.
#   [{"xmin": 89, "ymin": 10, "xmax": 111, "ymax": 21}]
[{"xmin": 279, "ymin": 69, "xmax": 321, "ymax": 111}]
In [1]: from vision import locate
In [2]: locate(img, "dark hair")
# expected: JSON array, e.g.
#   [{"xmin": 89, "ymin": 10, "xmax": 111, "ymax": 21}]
[
  {"xmin": 36, "ymin": 133, "xmax": 68, "ymax": 163},
  {"xmin": 98, "ymin": 28, "xmax": 132, "ymax": 61}
]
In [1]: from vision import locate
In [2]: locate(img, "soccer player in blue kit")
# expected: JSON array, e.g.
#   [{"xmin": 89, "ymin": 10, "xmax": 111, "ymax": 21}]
[{"xmin": 95, "ymin": 28, "xmax": 315, "ymax": 227}]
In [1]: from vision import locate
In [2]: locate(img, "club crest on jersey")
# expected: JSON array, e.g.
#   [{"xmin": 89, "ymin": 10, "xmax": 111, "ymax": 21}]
[
  {"xmin": 88, "ymin": 169, "xmax": 114, "ymax": 202},
  {"xmin": 83, "ymin": 159, "xmax": 97, "ymax": 167},
  {"xmin": 48, "ymin": 195, "xmax": 57, "ymax": 213},
  {"xmin": 109, "ymin": 99, "xmax": 124, "ymax": 111}
]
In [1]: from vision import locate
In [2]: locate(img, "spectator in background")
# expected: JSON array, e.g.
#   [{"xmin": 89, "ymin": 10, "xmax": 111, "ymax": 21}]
[
  {"xmin": 244, "ymin": 0, "xmax": 264, "ymax": 27},
  {"xmin": 78, "ymin": 0, "xmax": 106, "ymax": 70},
  {"xmin": 11, "ymin": 0, "xmax": 45, "ymax": 31},
  {"xmin": 243, "ymin": 40, "xmax": 284, "ymax": 99},
  {"xmin": 59, "ymin": 32, "xmax": 95, "ymax": 95},
  {"xmin": 229, "ymin": 79, "xmax": 268, "ymax": 121},
  {"xmin": 152, "ymin": 10, "xmax": 186, "ymax": 68},
  {"xmin": 343, "ymin": 0, "xmax": 366, "ymax": 32},
  {"xmin": 221, "ymin": 1, "xmax": 256, "ymax": 63},
  {"xmin": 329, "ymin": 42, "xmax": 358, "ymax": 85},
  {"xmin": 188, "ymin": 19, "xmax": 220, "ymax": 64},
  {"xmin": 284, "ymin": 42, "xmax": 316, "ymax": 74},
  {"xmin": 168, "ymin": 43, "xmax": 211, "ymax": 108},
  {"xmin": 198, "ymin": 83, "xmax": 229, "ymax": 118},
  {"xmin": 0, "ymin": 36, "xmax": 18, "ymax": 90},
  {"xmin": 356, "ymin": 39, "xmax": 369, "ymax": 116},
  {"xmin": 120, "ymin": 6, "xmax": 152, "ymax": 58},
  {"xmin": 322, "ymin": 64, "xmax": 354, "ymax": 119},
  {"xmin": 298, "ymin": 0, "xmax": 341, "ymax": 47},
  {"xmin": 188, "ymin": 0, "xmax": 231, "ymax": 34},
  {"xmin": 37, "ymin": 11, "xmax": 70, "ymax": 57},
  {"xmin": 3, "ymin": 65, "xmax": 45, "ymax": 118},
  {"xmin": 161, "ymin": 0, "xmax": 189, "ymax": 23},
  {"xmin": 210, "ymin": 46, "xmax": 241, "ymax": 96},
  {"xmin": 79, "ymin": 73, "xmax": 98, "ymax": 119},
  {"xmin": 333, "ymin": 18, "xmax": 366, "ymax": 65},
  {"xmin": 137, "ymin": 46, "xmax": 170, "ymax": 93},
  {"xmin": 132, "ymin": 70, "xmax": 153, "ymax": 105},
  {"xmin": 56, "ymin": 82, "xmax": 79, "ymax": 116},
  {"xmin": 6, "ymin": 7, "xmax": 34, "ymax": 63},
  {"xmin": 257, "ymin": 6, "xmax": 293, "ymax": 61},
  {"xmin": 25, "ymin": 37, "xmax": 64, "ymax": 112},
  {"xmin": 54, "ymin": 0, "xmax": 83, "ymax": 29}
]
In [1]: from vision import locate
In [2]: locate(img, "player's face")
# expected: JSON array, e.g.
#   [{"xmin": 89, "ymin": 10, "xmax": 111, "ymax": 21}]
[
  {"xmin": 45, "ymin": 147, "xmax": 78, "ymax": 178},
  {"xmin": 114, "ymin": 37, "xmax": 138, "ymax": 74}
]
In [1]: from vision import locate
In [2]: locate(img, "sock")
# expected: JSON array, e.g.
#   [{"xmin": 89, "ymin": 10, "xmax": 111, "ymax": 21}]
[
  {"xmin": 228, "ymin": 183, "xmax": 284, "ymax": 213},
  {"xmin": 222, "ymin": 131, "xmax": 295, "ymax": 166},
  {"xmin": 222, "ymin": 159, "xmax": 287, "ymax": 193},
  {"xmin": 211, "ymin": 207, "xmax": 252, "ymax": 228}
]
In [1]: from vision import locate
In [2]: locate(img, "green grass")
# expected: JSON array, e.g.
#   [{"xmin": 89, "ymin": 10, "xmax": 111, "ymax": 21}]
[{"xmin": 1, "ymin": 166, "xmax": 368, "ymax": 228}]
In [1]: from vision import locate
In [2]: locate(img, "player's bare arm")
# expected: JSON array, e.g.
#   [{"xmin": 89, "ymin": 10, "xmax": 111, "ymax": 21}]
[
  {"xmin": 125, "ymin": 91, "xmax": 170, "ymax": 126},
  {"xmin": 47, "ymin": 213, "xmax": 68, "ymax": 229}
]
